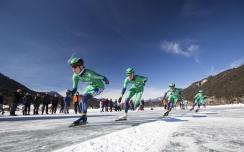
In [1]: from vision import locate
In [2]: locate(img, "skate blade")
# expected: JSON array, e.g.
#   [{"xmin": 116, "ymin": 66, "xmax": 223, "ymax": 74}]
[
  {"xmin": 69, "ymin": 122, "xmax": 88, "ymax": 127},
  {"xmin": 115, "ymin": 118, "xmax": 127, "ymax": 121}
]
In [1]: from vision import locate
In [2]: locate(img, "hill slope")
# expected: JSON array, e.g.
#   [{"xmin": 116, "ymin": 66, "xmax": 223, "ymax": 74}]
[{"xmin": 182, "ymin": 65, "xmax": 244, "ymax": 103}]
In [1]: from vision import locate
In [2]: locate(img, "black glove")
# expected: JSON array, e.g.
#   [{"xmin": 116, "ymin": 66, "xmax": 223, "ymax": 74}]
[
  {"xmin": 143, "ymin": 80, "xmax": 147, "ymax": 86},
  {"xmin": 103, "ymin": 77, "xmax": 109, "ymax": 84},
  {"xmin": 118, "ymin": 96, "xmax": 122, "ymax": 103},
  {"xmin": 67, "ymin": 88, "xmax": 76, "ymax": 96}
]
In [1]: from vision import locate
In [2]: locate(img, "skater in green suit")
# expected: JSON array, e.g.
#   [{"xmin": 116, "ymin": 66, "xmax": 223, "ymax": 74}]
[
  {"xmin": 68, "ymin": 56, "xmax": 109, "ymax": 126},
  {"xmin": 163, "ymin": 83, "xmax": 183, "ymax": 116},
  {"xmin": 190, "ymin": 90, "xmax": 207, "ymax": 112},
  {"xmin": 117, "ymin": 67, "xmax": 148, "ymax": 120}
]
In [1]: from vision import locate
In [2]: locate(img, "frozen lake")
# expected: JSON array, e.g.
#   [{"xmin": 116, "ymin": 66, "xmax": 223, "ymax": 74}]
[{"xmin": 0, "ymin": 104, "xmax": 244, "ymax": 152}]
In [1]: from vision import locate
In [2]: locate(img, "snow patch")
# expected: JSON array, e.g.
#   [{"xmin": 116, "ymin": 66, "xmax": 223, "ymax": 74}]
[{"xmin": 54, "ymin": 120, "xmax": 184, "ymax": 152}]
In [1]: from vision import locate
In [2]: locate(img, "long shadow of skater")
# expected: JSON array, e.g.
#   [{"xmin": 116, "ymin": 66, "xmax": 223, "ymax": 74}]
[
  {"xmin": 0, "ymin": 114, "xmax": 116, "ymax": 122},
  {"xmin": 176, "ymin": 114, "xmax": 208, "ymax": 118},
  {"xmin": 160, "ymin": 117, "xmax": 188, "ymax": 122},
  {"xmin": 69, "ymin": 118, "xmax": 160, "ymax": 128}
]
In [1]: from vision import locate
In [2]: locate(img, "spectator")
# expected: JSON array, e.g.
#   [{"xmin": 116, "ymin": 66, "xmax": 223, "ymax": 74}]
[
  {"xmin": 114, "ymin": 99, "xmax": 118, "ymax": 111},
  {"xmin": 33, "ymin": 94, "xmax": 41, "ymax": 115},
  {"xmin": 0, "ymin": 93, "xmax": 4, "ymax": 115},
  {"xmin": 59, "ymin": 97, "xmax": 65, "ymax": 113},
  {"xmin": 64, "ymin": 91, "xmax": 71, "ymax": 114},
  {"xmin": 117, "ymin": 99, "xmax": 122, "ymax": 111},
  {"xmin": 51, "ymin": 94, "xmax": 59, "ymax": 114},
  {"xmin": 10, "ymin": 89, "xmax": 23, "ymax": 116},
  {"xmin": 102, "ymin": 98, "xmax": 105, "ymax": 112},
  {"xmin": 109, "ymin": 99, "xmax": 113, "ymax": 112},
  {"xmin": 73, "ymin": 92, "xmax": 81, "ymax": 114},
  {"xmin": 23, "ymin": 93, "xmax": 32, "ymax": 115},
  {"xmin": 105, "ymin": 98, "xmax": 109, "ymax": 112},
  {"xmin": 141, "ymin": 99, "xmax": 145, "ymax": 111},
  {"xmin": 99, "ymin": 99, "xmax": 103, "ymax": 112},
  {"xmin": 42, "ymin": 93, "xmax": 50, "ymax": 115}
]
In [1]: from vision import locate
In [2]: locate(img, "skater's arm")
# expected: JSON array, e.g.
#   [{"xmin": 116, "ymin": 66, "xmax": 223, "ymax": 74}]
[
  {"xmin": 162, "ymin": 92, "xmax": 167, "ymax": 100},
  {"xmin": 143, "ymin": 76, "xmax": 148, "ymax": 85},
  {"xmin": 87, "ymin": 70, "xmax": 105, "ymax": 80},
  {"xmin": 71, "ymin": 74, "xmax": 79, "ymax": 95},
  {"xmin": 137, "ymin": 75, "xmax": 148, "ymax": 85},
  {"xmin": 121, "ymin": 88, "xmax": 126, "ymax": 96},
  {"xmin": 122, "ymin": 78, "xmax": 129, "ymax": 96},
  {"xmin": 87, "ymin": 70, "xmax": 109, "ymax": 84},
  {"xmin": 118, "ymin": 78, "xmax": 129, "ymax": 102}
]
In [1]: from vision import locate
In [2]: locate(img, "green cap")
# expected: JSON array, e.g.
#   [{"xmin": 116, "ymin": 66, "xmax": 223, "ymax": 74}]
[
  {"xmin": 69, "ymin": 57, "xmax": 83, "ymax": 66},
  {"xmin": 126, "ymin": 67, "xmax": 134, "ymax": 75},
  {"xmin": 169, "ymin": 83, "xmax": 175, "ymax": 87}
]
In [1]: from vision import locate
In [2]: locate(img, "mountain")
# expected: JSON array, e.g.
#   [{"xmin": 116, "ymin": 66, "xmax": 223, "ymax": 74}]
[
  {"xmin": 0, "ymin": 73, "xmax": 63, "ymax": 104},
  {"xmin": 146, "ymin": 65, "xmax": 244, "ymax": 105},
  {"xmin": 47, "ymin": 91, "xmax": 62, "ymax": 97},
  {"xmin": 2, "ymin": 65, "xmax": 244, "ymax": 106},
  {"xmin": 0, "ymin": 73, "xmax": 34, "ymax": 94},
  {"xmin": 182, "ymin": 65, "xmax": 244, "ymax": 103}
]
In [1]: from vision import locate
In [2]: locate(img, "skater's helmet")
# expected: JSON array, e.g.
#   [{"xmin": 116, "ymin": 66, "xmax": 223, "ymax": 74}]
[
  {"xmin": 169, "ymin": 83, "xmax": 175, "ymax": 88},
  {"xmin": 126, "ymin": 67, "xmax": 135, "ymax": 75},
  {"xmin": 69, "ymin": 57, "xmax": 84, "ymax": 66},
  {"xmin": 198, "ymin": 90, "xmax": 203, "ymax": 93}
]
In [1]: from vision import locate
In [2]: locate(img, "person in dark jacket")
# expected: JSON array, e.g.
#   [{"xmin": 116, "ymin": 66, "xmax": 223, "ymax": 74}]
[
  {"xmin": 59, "ymin": 97, "xmax": 65, "ymax": 113},
  {"xmin": 109, "ymin": 99, "xmax": 113, "ymax": 112},
  {"xmin": 23, "ymin": 93, "xmax": 32, "ymax": 115},
  {"xmin": 0, "ymin": 93, "xmax": 4, "ymax": 115},
  {"xmin": 105, "ymin": 98, "xmax": 109, "ymax": 112},
  {"xmin": 42, "ymin": 93, "xmax": 50, "ymax": 115},
  {"xmin": 51, "ymin": 94, "xmax": 59, "ymax": 114},
  {"xmin": 64, "ymin": 91, "xmax": 71, "ymax": 114},
  {"xmin": 102, "ymin": 98, "xmax": 105, "ymax": 112},
  {"xmin": 10, "ymin": 89, "xmax": 23, "ymax": 116},
  {"xmin": 33, "ymin": 94, "xmax": 41, "ymax": 115}
]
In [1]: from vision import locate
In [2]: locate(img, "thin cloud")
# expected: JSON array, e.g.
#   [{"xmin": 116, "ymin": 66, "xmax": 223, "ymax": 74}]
[{"xmin": 160, "ymin": 40, "xmax": 200, "ymax": 62}]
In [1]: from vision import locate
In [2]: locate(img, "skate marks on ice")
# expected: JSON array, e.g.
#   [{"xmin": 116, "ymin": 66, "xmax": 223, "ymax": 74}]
[
  {"xmin": 163, "ymin": 110, "xmax": 244, "ymax": 152},
  {"xmin": 0, "ymin": 114, "xmax": 116, "ymax": 122},
  {"xmin": 174, "ymin": 111, "xmax": 215, "ymax": 118}
]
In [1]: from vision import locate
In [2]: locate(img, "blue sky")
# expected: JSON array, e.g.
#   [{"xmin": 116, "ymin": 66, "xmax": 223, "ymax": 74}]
[{"xmin": 0, "ymin": 0, "xmax": 244, "ymax": 99}]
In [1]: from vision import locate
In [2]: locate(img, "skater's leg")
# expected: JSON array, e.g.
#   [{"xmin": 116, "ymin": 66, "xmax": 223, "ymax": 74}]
[
  {"xmin": 117, "ymin": 89, "xmax": 136, "ymax": 120},
  {"xmin": 190, "ymin": 102, "xmax": 197, "ymax": 111},
  {"xmin": 134, "ymin": 91, "xmax": 143, "ymax": 111},
  {"xmin": 164, "ymin": 101, "xmax": 173, "ymax": 116},
  {"xmin": 125, "ymin": 89, "xmax": 136, "ymax": 114},
  {"xmin": 72, "ymin": 93, "xmax": 92, "ymax": 125},
  {"xmin": 195, "ymin": 103, "xmax": 201, "ymax": 112},
  {"xmin": 74, "ymin": 86, "xmax": 103, "ymax": 125}
]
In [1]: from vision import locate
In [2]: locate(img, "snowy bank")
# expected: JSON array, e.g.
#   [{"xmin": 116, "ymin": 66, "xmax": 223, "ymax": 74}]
[{"xmin": 54, "ymin": 119, "xmax": 185, "ymax": 152}]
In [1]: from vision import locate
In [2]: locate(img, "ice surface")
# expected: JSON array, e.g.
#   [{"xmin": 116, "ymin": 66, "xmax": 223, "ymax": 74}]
[{"xmin": 0, "ymin": 104, "xmax": 244, "ymax": 152}]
